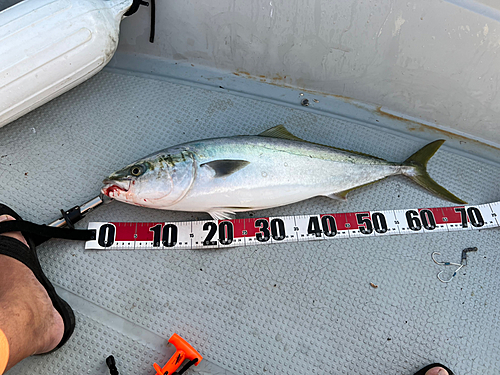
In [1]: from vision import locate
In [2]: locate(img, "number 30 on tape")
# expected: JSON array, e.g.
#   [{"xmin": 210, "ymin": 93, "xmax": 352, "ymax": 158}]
[{"xmin": 85, "ymin": 202, "xmax": 500, "ymax": 250}]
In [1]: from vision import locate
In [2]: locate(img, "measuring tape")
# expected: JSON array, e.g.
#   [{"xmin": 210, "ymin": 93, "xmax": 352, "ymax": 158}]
[{"xmin": 85, "ymin": 201, "xmax": 500, "ymax": 250}]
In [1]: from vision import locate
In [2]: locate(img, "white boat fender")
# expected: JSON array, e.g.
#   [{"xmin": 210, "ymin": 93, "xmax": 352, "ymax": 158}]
[{"xmin": 0, "ymin": 0, "xmax": 153, "ymax": 130}]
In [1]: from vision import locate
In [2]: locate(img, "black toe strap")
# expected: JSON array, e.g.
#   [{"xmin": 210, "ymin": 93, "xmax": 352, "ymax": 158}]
[
  {"xmin": 0, "ymin": 236, "xmax": 39, "ymax": 270},
  {"xmin": 0, "ymin": 220, "xmax": 95, "ymax": 242}
]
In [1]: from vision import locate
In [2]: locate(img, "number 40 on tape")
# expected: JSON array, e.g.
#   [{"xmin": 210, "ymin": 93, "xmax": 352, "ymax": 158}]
[{"xmin": 85, "ymin": 202, "xmax": 500, "ymax": 250}]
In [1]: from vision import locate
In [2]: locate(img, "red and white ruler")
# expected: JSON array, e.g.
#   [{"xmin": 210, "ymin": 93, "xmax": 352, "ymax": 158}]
[{"xmin": 85, "ymin": 201, "xmax": 500, "ymax": 250}]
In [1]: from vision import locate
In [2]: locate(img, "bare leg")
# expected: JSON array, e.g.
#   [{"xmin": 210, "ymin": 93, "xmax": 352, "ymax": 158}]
[
  {"xmin": 0, "ymin": 212, "xmax": 451, "ymax": 375},
  {"xmin": 0, "ymin": 215, "xmax": 64, "ymax": 372}
]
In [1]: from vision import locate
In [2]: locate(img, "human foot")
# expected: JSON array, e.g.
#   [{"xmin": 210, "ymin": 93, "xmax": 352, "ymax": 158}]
[
  {"xmin": 0, "ymin": 215, "xmax": 64, "ymax": 370},
  {"xmin": 425, "ymin": 367, "xmax": 449, "ymax": 375},
  {"xmin": 414, "ymin": 363, "xmax": 453, "ymax": 375}
]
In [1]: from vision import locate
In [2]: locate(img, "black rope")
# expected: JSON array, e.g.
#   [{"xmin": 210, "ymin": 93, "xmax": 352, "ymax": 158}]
[
  {"xmin": 124, "ymin": 0, "xmax": 156, "ymax": 43},
  {"xmin": 123, "ymin": 0, "xmax": 148, "ymax": 16},
  {"xmin": 149, "ymin": 0, "xmax": 155, "ymax": 43}
]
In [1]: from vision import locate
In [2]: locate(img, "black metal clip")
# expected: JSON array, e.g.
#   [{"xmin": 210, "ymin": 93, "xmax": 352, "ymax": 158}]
[{"xmin": 60, "ymin": 206, "xmax": 83, "ymax": 229}]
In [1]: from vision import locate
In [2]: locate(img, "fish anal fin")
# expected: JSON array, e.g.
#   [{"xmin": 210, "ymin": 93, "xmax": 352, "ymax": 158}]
[
  {"xmin": 258, "ymin": 125, "xmax": 305, "ymax": 142},
  {"xmin": 327, "ymin": 179, "xmax": 388, "ymax": 200},
  {"xmin": 324, "ymin": 192, "xmax": 347, "ymax": 200},
  {"xmin": 201, "ymin": 159, "xmax": 250, "ymax": 178},
  {"xmin": 324, "ymin": 192, "xmax": 347, "ymax": 201}
]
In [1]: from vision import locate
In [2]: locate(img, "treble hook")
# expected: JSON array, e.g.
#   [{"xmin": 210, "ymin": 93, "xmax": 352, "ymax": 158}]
[{"xmin": 431, "ymin": 247, "xmax": 477, "ymax": 283}]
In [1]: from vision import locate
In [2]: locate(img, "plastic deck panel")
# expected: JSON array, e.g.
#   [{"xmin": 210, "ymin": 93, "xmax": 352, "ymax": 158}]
[{"xmin": 1, "ymin": 69, "xmax": 499, "ymax": 375}]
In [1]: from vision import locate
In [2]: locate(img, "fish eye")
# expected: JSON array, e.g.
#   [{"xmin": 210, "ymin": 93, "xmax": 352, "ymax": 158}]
[{"xmin": 130, "ymin": 165, "xmax": 144, "ymax": 177}]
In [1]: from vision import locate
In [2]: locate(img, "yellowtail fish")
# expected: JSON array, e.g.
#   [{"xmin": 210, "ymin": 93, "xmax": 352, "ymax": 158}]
[{"xmin": 102, "ymin": 125, "xmax": 465, "ymax": 219}]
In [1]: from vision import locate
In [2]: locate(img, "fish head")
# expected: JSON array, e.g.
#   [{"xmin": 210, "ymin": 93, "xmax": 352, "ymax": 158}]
[{"xmin": 102, "ymin": 150, "xmax": 195, "ymax": 208}]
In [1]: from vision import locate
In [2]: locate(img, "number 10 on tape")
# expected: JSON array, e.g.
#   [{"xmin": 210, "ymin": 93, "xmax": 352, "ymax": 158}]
[{"xmin": 85, "ymin": 202, "xmax": 500, "ymax": 250}]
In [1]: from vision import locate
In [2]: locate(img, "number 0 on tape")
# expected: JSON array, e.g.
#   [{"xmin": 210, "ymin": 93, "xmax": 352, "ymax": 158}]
[{"xmin": 85, "ymin": 202, "xmax": 500, "ymax": 250}]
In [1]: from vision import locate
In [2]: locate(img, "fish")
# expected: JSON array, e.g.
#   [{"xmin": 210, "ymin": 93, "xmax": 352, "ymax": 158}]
[{"xmin": 102, "ymin": 125, "xmax": 466, "ymax": 219}]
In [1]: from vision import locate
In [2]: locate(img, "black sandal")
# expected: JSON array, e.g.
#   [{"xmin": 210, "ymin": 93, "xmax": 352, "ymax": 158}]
[
  {"xmin": 414, "ymin": 363, "xmax": 455, "ymax": 375},
  {"xmin": 0, "ymin": 204, "xmax": 75, "ymax": 352}
]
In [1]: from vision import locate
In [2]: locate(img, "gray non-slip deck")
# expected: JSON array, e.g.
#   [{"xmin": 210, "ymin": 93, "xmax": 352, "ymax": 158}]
[{"xmin": 1, "ymin": 67, "xmax": 500, "ymax": 374}]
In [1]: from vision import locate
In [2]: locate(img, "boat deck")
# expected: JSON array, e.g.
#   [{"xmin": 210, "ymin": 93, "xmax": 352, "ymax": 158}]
[{"xmin": 2, "ymin": 54, "xmax": 500, "ymax": 374}]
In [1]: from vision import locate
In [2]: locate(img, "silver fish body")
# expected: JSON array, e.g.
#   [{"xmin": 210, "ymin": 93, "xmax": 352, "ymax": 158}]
[{"xmin": 102, "ymin": 126, "xmax": 464, "ymax": 219}]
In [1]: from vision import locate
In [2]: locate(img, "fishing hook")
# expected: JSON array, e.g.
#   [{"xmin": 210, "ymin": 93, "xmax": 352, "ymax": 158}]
[
  {"xmin": 431, "ymin": 247, "xmax": 477, "ymax": 283},
  {"xmin": 431, "ymin": 252, "xmax": 463, "ymax": 283}
]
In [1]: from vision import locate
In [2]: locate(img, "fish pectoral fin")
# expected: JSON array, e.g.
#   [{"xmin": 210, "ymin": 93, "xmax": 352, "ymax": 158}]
[
  {"xmin": 258, "ymin": 125, "xmax": 305, "ymax": 142},
  {"xmin": 200, "ymin": 159, "xmax": 250, "ymax": 178},
  {"xmin": 208, "ymin": 209, "xmax": 236, "ymax": 220}
]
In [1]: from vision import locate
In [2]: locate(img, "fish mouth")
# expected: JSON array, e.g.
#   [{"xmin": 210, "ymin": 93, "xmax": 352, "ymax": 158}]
[{"xmin": 101, "ymin": 179, "xmax": 131, "ymax": 197}]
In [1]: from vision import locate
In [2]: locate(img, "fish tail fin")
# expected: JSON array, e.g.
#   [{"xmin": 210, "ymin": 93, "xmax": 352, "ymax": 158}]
[{"xmin": 402, "ymin": 140, "xmax": 467, "ymax": 204}]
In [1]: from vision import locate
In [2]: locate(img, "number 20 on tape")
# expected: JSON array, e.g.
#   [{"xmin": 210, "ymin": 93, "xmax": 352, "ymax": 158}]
[{"xmin": 85, "ymin": 202, "xmax": 500, "ymax": 250}]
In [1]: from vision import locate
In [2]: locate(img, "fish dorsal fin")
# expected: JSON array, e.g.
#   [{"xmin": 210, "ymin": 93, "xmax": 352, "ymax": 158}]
[
  {"xmin": 200, "ymin": 159, "xmax": 250, "ymax": 178},
  {"xmin": 258, "ymin": 125, "xmax": 385, "ymax": 161},
  {"xmin": 258, "ymin": 125, "xmax": 305, "ymax": 142}
]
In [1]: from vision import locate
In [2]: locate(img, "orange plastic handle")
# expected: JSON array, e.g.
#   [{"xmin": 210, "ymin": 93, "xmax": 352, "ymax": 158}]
[
  {"xmin": 153, "ymin": 333, "xmax": 202, "ymax": 375},
  {"xmin": 153, "ymin": 351, "xmax": 186, "ymax": 375}
]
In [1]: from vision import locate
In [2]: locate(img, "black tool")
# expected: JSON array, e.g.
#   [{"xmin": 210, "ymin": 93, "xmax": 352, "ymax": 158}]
[{"xmin": 0, "ymin": 194, "xmax": 112, "ymax": 245}]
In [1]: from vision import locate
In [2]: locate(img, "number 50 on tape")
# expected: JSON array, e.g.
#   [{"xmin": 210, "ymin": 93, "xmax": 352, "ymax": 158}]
[{"xmin": 85, "ymin": 202, "xmax": 500, "ymax": 250}]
